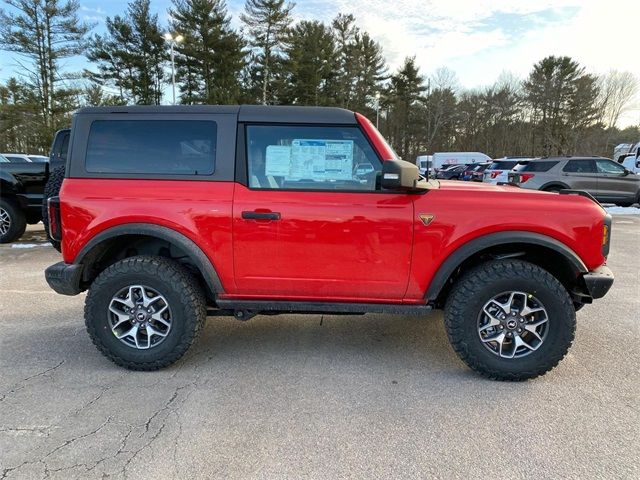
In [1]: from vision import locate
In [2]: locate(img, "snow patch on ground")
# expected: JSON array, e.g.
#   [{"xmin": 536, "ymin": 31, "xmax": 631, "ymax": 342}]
[
  {"xmin": 11, "ymin": 243, "xmax": 51, "ymax": 249},
  {"xmin": 605, "ymin": 206, "xmax": 640, "ymax": 215}
]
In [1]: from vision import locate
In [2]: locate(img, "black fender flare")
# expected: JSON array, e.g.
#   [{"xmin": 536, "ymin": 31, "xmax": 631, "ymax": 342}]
[
  {"xmin": 75, "ymin": 223, "xmax": 224, "ymax": 295},
  {"xmin": 425, "ymin": 231, "xmax": 588, "ymax": 302},
  {"xmin": 0, "ymin": 174, "xmax": 20, "ymax": 195},
  {"xmin": 539, "ymin": 181, "xmax": 570, "ymax": 191}
]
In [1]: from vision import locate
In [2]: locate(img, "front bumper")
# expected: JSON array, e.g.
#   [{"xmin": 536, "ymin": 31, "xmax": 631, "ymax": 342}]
[
  {"xmin": 45, "ymin": 262, "xmax": 84, "ymax": 296},
  {"xmin": 582, "ymin": 266, "xmax": 614, "ymax": 300}
]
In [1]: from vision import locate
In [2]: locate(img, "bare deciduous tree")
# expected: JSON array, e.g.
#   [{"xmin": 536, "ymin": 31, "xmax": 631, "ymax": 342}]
[{"xmin": 597, "ymin": 70, "xmax": 639, "ymax": 128}]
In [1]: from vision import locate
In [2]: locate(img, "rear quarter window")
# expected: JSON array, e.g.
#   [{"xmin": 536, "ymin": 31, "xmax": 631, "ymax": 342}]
[
  {"xmin": 488, "ymin": 160, "xmax": 518, "ymax": 170},
  {"xmin": 513, "ymin": 161, "xmax": 558, "ymax": 172},
  {"xmin": 85, "ymin": 120, "xmax": 217, "ymax": 175}
]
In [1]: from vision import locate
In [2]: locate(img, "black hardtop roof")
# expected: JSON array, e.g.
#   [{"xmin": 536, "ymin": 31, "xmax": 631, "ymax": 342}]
[{"xmin": 75, "ymin": 104, "xmax": 358, "ymax": 125}]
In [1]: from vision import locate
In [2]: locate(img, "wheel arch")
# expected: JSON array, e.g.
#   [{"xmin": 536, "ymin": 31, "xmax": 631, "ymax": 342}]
[
  {"xmin": 539, "ymin": 181, "xmax": 570, "ymax": 191},
  {"xmin": 75, "ymin": 223, "xmax": 224, "ymax": 300},
  {"xmin": 425, "ymin": 231, "xmax": 588, "ymax": 307}
]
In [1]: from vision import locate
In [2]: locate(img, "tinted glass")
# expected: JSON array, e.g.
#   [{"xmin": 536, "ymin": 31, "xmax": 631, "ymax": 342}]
[
  {"xmin": 246, "ymin": 125, "xmax": 381, "ymax": 191},
  {"xmin": 563, "ymin": 159, "xmax": 595, "ymax": 173},
  {"xmin": 488, "ymin": 160, "xmax": 518, "ymax": 170},
  {"xmin": 595, "ymin": 159, "xmax": 625, "ymax": 174},
  {"xmin": 5, "ymin": 155, "xmax": 30, "ymax": 163},
  {"xmin": 59, "ymin": 132, "xmax": 69, "ymax": 159},
  {"xmin": 86, "ymin": 120, "xmax": 216, "ymax": 175},
  {"xmin": 513, "ymin": 161, "xmax": 558, "ymax": 172},
  {"xmin": 0, "ymin": 155, "xmax": 8, "ymax": 163}
]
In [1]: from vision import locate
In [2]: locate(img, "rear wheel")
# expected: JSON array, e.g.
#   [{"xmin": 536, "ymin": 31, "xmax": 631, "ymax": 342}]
[
  {"xmin": 444, "ymin": 260, "xmax": 575, "ymax": 381},
  {"xmin": 85, "ymin": 256, "xmax": 207, "ymax": 370},
  {"xmin": 0, "ymin": 198, "xmax": 27, "ymax": 243}
]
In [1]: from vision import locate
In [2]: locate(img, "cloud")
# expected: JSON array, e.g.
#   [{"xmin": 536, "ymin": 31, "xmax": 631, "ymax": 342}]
[
  {"xmin": 80, "ymin": 5, "xmax": 106, "ymax": 15},
  {"xmin": 286, "ymin": 0, "xmax": 639, "ymax": 126}
]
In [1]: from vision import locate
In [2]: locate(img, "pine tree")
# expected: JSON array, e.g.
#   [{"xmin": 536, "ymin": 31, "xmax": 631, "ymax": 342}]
[
  {"xmin": 524, "ymin": 56, "xmax": 599, "ymax": 155},
  {"xmin": 0, "ymin": 0, "xmax": 91, "ymax": 135},
  {"xmin": 170, "ymin": 0, "xmax": 246, "ymax": 105},
  {"xmin": 350, "ymin": 31, "xmax": 387, "ymax": 116},
  {"xmin": 331, "ymin": 13, "xmax": 358, "ymax": 108},
  {"xmin": 383, "ymin": 57, "xmax": 426, "ymax": 159},
  {"xmin": 87, "ymin": 0, "xmax": 166, "ymax": 105},
  {"xmin": 241, "ymin": 0, "xmax": 294, "ymax": 104},
  {"xmin": 282, "ymin": 20, "xmax": 338, "ymax": 105}
]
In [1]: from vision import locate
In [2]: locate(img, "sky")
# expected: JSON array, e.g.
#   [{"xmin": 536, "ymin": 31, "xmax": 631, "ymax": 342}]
[{"xmin": 1, "ymin": 0, "xmax": 639, "ymax": 126}]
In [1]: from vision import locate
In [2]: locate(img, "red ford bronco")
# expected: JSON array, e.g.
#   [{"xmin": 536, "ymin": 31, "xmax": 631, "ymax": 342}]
[{"xmin": 45, "ymin": 105, "xmax": 614, "ymax": 380}]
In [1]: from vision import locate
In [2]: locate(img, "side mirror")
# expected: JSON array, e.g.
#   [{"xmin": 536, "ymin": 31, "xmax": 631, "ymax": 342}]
[{"xmin": 381, "ymin": 159, "xmax": 424, "ymax": 191}]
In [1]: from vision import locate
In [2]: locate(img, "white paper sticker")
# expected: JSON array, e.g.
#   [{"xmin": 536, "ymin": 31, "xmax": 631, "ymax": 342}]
[
  {"xmin": 265, "ymin": 145, "xmax": 292, "ymax": 176},
  {"xmin": 289, "ymin": 139, "xmax": 353, "ymax": 181}
]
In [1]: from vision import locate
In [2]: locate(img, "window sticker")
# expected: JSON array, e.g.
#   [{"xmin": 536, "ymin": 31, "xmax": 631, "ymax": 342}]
[
  {"xmin": 265, "ymin": 145, "xmax": 292, "ymax": 176},
  {"xmin": 289, "ymin": 139, "xmax": 354, "ymax": 181}
]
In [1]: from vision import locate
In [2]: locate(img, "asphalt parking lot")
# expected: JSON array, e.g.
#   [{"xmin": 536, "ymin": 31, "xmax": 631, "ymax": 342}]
[{"xmin": 1, "ymin": 219, "xmax": 638, "ymax": 479}]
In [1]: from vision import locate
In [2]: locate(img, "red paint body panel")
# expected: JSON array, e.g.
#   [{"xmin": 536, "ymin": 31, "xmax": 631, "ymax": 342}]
[
  {"xmin": 60, "ymin": 179, "xmax": 236, "ymax": 291},
  {"xmin": 231, "ymin": 184, "xmax": 414, "ymax": 300},
  {"xmin": 405, "ymin": 181, "xmax": 607, "ymax": 299},
  {"xmin": 355, "ymin": 113, "xmax": 397, "ymax": 160}
]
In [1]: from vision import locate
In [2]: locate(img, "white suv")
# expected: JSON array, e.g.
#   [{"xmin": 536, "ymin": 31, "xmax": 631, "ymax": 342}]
[
  {"xmin": 483, "ymin": 158, "xmax": 528, "ymax": 184},
  {"xmin": 618, "ymin": 143, "xmax": 639, "ymax": 174}
]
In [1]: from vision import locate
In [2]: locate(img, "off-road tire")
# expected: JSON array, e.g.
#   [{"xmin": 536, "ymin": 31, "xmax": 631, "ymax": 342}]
[
  {"xmin": 85, "ymin": 256, "xmax": 207, "ymax": 371},
  {"xmin": 0, "ymin": 198, "xmax": 27, "ymax": 243},
  {"xmin": 42, "ymin": 165, "xmax": 65, "ymax": 251},
  {"xmin": 444, "ymin": 259, "xmax": 576, "ymax": 381}
]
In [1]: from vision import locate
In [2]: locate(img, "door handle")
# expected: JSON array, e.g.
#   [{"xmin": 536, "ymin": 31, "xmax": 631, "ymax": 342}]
[{"xmin": 241, "ymin": 211, "xmax": 281, "ymax": 221}]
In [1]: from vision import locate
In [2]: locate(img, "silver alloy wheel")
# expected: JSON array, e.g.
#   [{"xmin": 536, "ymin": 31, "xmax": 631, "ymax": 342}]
[
  {"xmin": 477, "ymin": 291, "xmax": 549, "ymax": 359},
  {"xmin": 0, "ymin": 207, "xmax": 10, "ymax": 236},
  {"xmin": 108, "ymin": 285, "xmax": 172, "ymax": 350}
]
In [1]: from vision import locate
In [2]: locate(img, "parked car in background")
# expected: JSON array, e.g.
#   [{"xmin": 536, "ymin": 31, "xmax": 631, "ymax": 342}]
[
  {"xmin": 431, "ymin": 151, "xmax": 491, "ymax": 172},
  {"xmin": 2, "ymin": 153, "xmax": 32, "ymax": 163},
  {"xmin": 416, "ymin": 155, "xmax": 433, "ymax": 176},
  {"xmin": 461, "ymin": 163, "xmax": 481, "ymax": 181},
  {"xmin": 613, "ymin": 142, "xmax": 638, "ymax": 162},
  {"xmin": 468, "ymin": 162, "xmax": 491, "ymax": 181},
  {"xmin": 509, "ymin": 157, "xmax": 640, "ymax": 206},
  {"xmin": 435, "ymin": 164, "xmax": 467, "ymax": 180},
  {"xmin": 0, "ymin": 153, "xmax": 48, "ymax": 242},
  {"xmin": 28, "ymin": 155, "xmax": 49, "ymax": 163},
  {"xmin": 483, "ymin": 157, "xmax": 527, "ymax": 184},
  {"xmin": 617, "ymin": 142, "xmax": 639, "ymax": 174},
  {"xmin": 0, "ymin": 129, "xmax": 70, "ymax": 244}
]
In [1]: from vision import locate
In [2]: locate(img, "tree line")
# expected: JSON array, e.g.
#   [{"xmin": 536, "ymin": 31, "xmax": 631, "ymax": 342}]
[{"xmin": 1, "ymin": 0, "xmax": 638, "ymax": 160}]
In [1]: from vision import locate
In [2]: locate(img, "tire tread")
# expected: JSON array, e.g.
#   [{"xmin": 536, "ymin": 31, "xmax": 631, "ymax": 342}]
[
  {"xmin": 444, "ymin": 259, "xmax": 575, "ymax": 381},
  {"xmin": 84, "ymin": 255, "xmax": 206, "ymax": 371}
]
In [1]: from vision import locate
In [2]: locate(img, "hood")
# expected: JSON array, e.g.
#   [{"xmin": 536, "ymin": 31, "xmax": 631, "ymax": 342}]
[{"xmin": 436, "ymin": 179, "xmax": 548, "ymax": 196}]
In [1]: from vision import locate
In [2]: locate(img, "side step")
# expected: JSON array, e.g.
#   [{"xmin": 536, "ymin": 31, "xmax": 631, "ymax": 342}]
[{"xmin": 212, "ymin": 299, "xmax": 433, "ymax": 320}]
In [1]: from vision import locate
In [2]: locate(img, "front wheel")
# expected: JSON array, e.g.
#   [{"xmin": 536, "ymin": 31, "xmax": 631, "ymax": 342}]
[
  {"xmin": 85, "ymin": 256, "xmax": 207, "ymax": 370},
  {"xmin": 444, "ymin": 260, "xmax": 576, "ymax": 381}
]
